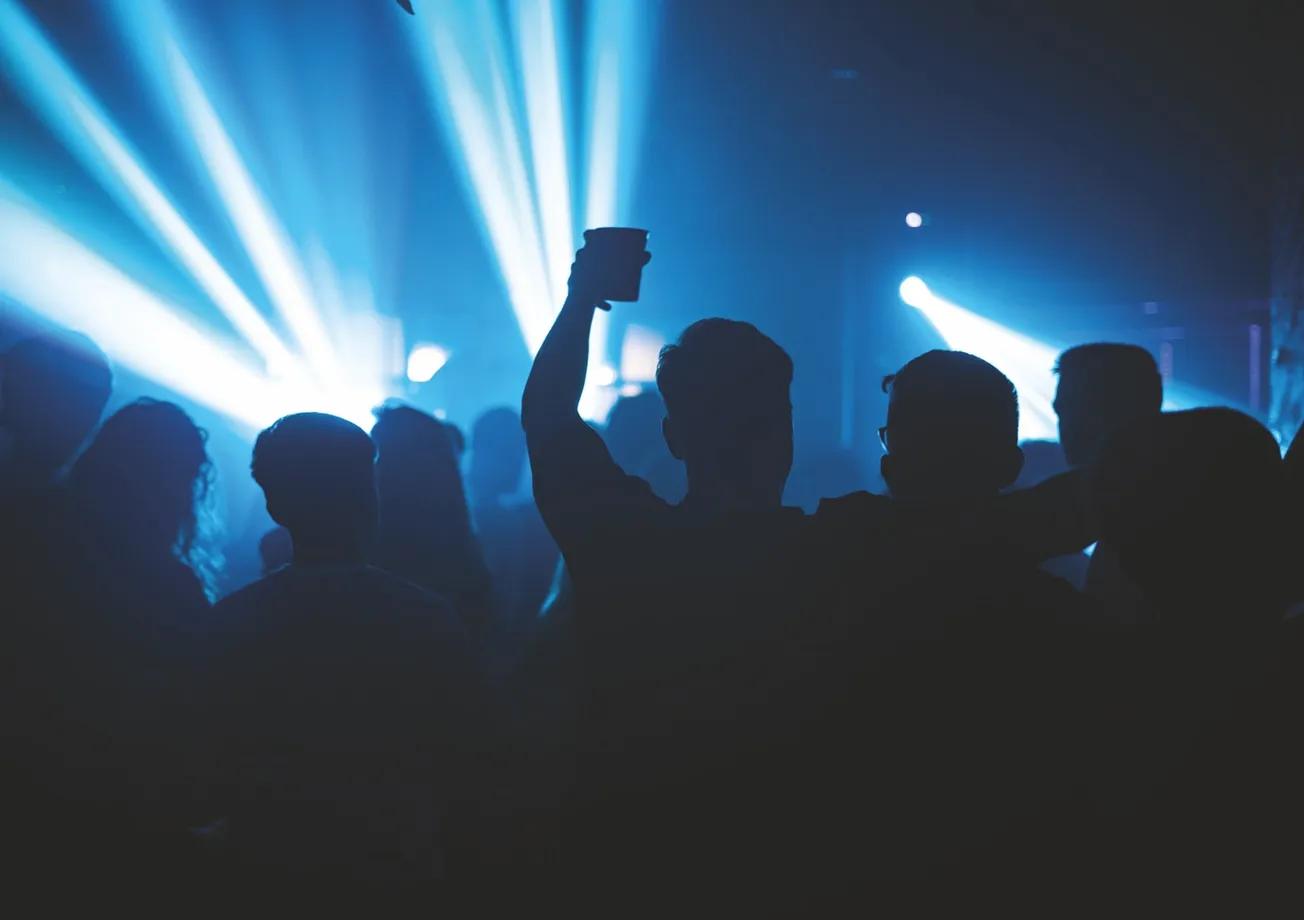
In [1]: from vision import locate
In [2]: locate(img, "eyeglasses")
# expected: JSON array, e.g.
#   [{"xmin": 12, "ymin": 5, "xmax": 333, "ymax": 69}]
[{"xmin": 878, "ymin": 426, "xmax": 888, "ymax": 452}]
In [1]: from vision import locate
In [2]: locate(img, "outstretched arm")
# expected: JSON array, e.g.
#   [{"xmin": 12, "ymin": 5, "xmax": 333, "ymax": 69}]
[
  {"xmin": 520, "ymin": 286, "xmax": 601, "ymax": 435},
  {"xmin": 522, "ymin": 247, "xmax": 661, "ymax": 546}
]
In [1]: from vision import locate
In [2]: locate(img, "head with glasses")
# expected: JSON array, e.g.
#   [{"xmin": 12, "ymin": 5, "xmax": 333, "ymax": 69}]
[{"xmin": 880, "ymin": 350, "xmax": 1023, "ymax": 499}]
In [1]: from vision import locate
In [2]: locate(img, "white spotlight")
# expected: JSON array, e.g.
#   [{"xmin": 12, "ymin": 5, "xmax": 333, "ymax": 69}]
[
  {"xmin": 905, "ymin": 211, "xmax": 923, "ymax": 228},
  {"xmin": 593, "ymin": 364, "xmax": 618, "ymax": 387},
  {"xmin": 406, "ymin": 343, "xmax": 450, "ymax": 383},
  {"xmin": 899, "ymin": 276, "xmax": 931, "ymax": 308}
]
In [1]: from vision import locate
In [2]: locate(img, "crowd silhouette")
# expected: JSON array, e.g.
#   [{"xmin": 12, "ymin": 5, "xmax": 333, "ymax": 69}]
[{"xmin": 1, "ymin": 238, "xmax": 1301, "ymax": 913}]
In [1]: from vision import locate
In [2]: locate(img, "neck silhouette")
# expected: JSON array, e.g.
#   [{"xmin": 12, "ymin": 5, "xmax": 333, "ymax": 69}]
[
  {"xmin": 291, "ymin": 536, "xmax": 368, "ymax": 567},
  {"xmin": 681, "ymin": 473, "xmax": 784, "ymax": 512}
]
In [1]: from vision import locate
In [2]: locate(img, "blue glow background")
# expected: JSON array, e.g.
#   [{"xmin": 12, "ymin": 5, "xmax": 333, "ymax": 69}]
[{"xmin": 1, "ymin": 0, "xmax": 1295, "ymax": 576}]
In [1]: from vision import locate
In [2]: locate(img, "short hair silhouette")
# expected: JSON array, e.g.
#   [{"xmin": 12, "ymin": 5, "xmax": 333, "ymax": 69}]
[
  {"xmin": 881, "ymin": 350, "xmax": 1022, "ymax": 497},
  {"xmin": 251, "ymin": 413, "xmax": 377, "ymax": 545},
  {"xmin": 469, "ymin": 406, "xmax": 526, "ymax": 502},
  {"xmin": 655, "ymin": 319, "xmax": 793, "ymax": 495},
  {"xmin": 1088, "ymin": 408, "xmax": 1286, "ymax": 623},
  {"xmin": 1, "ymin": 331, "xmax": 112, "ymax": 475},
  {"xmin": 1054, "ymin": 343, "xmax": 1162, "ymax": 468}
]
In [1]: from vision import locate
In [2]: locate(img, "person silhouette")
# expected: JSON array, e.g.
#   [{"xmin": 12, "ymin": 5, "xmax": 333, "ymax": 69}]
[
  {"xmin": 525, "ymin": 238, "xmax": 846, "ymax": 910},
  {"xmin": 1086, "ymin": 408, "xmax": 1291, "ymax": 902},
  {"xmin": 205, "ymin": 413, "xmax": 502, "ymax": 900},
  {"xmin": 2, "ymin": 399, "xmax": 216, "ymax": 888},
  {"xmin": 879, "ymin": 350, "xmax": 1025, "ymax": 499},
  {"xmin": 1054, "ymin": 343, "xmax": 1163, "ymax": 469},
  {"xmin": 370, "ymin": 404, "xmax": 493, "ymax": 638},
  {"xmin": 0, "ymin": 330, "xmax": 112, "ymax": 502},
  {"xmin": 1054, "ymin": 343, "xmax": 1164, "ymax": 620}
]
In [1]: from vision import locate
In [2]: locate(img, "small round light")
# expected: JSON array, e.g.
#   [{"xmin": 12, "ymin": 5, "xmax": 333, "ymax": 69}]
[
  {"xmin": 594, "ymin": 365, "xmax": 618, "ymax": 387},
  {"xmin": 905, "ymin": 212, "xmax": 923, "ymax": 228},
  {"xmin": 899, "ymin": 276, "xmax": 930, "ymax": 308}
]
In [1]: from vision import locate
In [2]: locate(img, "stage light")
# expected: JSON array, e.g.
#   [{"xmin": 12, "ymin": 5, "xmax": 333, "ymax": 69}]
[
  {"xmin": 905, "ymin": 212, "xmax": 923, "ymax": 228},
  {"xmin": 899, "ymin": 276, "xmax": 1061, "ymax": 440},
  {"xmin": 406, "ymin": 343, "xmax": 450, "ymax": 383},
  {"xmin": 897, "ymin": 278, "xmax": 1229, "ymax": 441},
  {"xmin": 899, "ymin": 276, "xmax": 931, "ymax": 308}
]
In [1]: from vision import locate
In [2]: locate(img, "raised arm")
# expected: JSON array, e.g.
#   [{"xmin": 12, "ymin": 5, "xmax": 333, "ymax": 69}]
[
  {"xmin": 521, "ymin": 245, "xmax": 660, "ymax": 529},
  {"xmin": 520, "ymin": 251, "xmax": 604, "ymax": 435}
]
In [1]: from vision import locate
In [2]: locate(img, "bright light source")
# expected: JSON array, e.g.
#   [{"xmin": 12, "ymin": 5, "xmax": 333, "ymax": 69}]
[
  {"xmin": 899, "ymin": 277, "xmax": 1233, "ymax": 444},
  {"xmin": 406, "ymin": 343, "xmax": 450, "ymax": 383},
  {"xmin": 593, "ymin": 364, "xmax": 618, "ymax": 387},
  {"xmin": 899, "ymin": 276, "xmax": 931, "ymax": 308},
  {"xmin": 619, "ymin": 383, "xmax": 643, "ymax": 398},
  {"xmin": 905, "ymin": 211, "xmax": 923, "ymax": 228}
]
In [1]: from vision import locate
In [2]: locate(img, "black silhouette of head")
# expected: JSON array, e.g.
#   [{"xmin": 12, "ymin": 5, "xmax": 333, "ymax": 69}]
[
  {"xmin": 252, "ymin": 413, "xmax": 377, "ymax": 559},
  {"xmin": 881, "ymin": 350, "xmax": 1022, "ymax": 499},
  {"xmin": 1, "ymin": 331, "xmax": 112, "ymax": 479},
  {"xmin": 656, "ymin": 318, "xmax": 793, "ymax": 505},
  {"xmin": 1054, "ymin": 343, "xmax": 1162, "ymax": 469},
  {"xmin": 1089, "ymin": 408, "xmax": 1286, "ymax": 624}
]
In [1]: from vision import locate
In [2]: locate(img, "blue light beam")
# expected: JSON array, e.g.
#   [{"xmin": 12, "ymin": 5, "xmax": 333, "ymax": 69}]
[{"xmin": 0, "ymin": 0, "xmax": 295, "ymax": 376}]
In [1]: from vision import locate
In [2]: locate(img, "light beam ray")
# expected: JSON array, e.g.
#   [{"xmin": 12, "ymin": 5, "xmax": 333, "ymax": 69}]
[
  {"xmin": 0, "ymin": 0, "xmax": 295, "ymax": 376},
  {"xmin": 0, "ymin": 190, "xmax": 288, "ymax": 429},
  {"xmin": 158, "ymin": 33, "xmax": 340, "ymax": 381}
]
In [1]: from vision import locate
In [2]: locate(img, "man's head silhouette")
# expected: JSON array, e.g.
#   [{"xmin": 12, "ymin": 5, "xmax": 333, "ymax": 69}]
[
  {"xmin": 1088, "ymin": 408, "xmax": 1286, "ymax": 625},
  {"xmin": 251, "ymin": 413, "xmax": 377, "ymax": 562},
  {"xmin": 1054, "ymin": 343, "xmax": 1162, "ymax": 469},
  {"xmin": 1, "ymin": 331, "xmax": 112, "ymax": 483},
  {"xmin": 656, "ymin": 318, "xmax": 793, "ymax": 507},
  {"xmin": 880, "ymin": 350, "xmax": 1023, "ymax": 499}
]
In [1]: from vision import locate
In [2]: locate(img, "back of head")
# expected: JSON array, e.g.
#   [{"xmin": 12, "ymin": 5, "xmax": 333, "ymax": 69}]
[
  {"xmin": 605, "ymin": 390, "xmax": 668, "ymax": 473},
  {"xmin": 69, "ymin": 398, "xmax": 210, "ymax": 558},
  {"xmin": 1088, "ymin": 408, "xmax": 1286, "ymax": 624},
  {"xmin": 1054, "ymin": 343, "xmax": 1163, "ymax": 468},
  {"xmin": 252, "ymin": 413, "xmax": 377, "ymax": 549},
  {"xmin": 655, "ymin": 319, "xmax": 794, "ymax": 496},
  {"xmin": 1, "ymin": 331, "xmax": 112, "ymax": 477},
  {"xmin": 469, "ymin": 407, "xmax": 526, "ymax": 503},
  {"xmin": 881, "ymin": 350, "xmax": 1022, "ymax": 499},
  {"xmin": 371, "ymin": 404, "xmax": 471, "ymax": 535}
]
